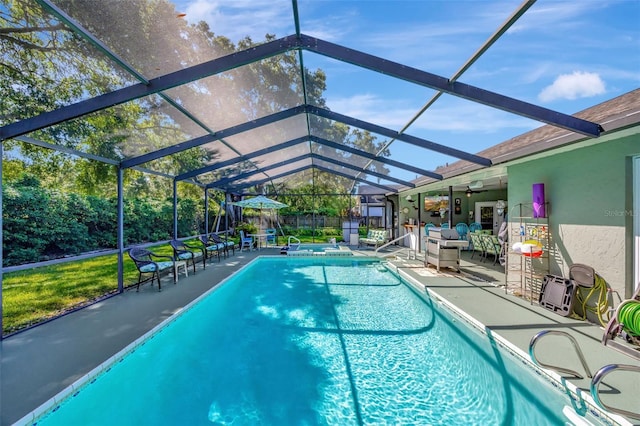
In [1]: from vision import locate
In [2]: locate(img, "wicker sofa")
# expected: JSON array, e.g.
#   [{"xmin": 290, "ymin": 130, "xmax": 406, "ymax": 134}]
[{"xmin": 359, "ymin": 229, "xmax": 389, "ymax": 248}]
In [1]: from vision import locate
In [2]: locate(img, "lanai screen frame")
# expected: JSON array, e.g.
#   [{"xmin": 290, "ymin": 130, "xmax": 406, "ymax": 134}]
[{"xmin": 0, "ymin": 0, "xmax": 604, "ymax": 335}]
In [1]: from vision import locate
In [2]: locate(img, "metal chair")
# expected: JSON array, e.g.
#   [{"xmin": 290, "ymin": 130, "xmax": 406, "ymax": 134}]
[
  {"xmin": 210, "ymin": 233, "xmax": 235, "ymax": 257},
  {"xmin": 128, "ymin": 246, "xmax": 175, "ymax": 291},
  {"xmin": 170, "ymin": 239, "xmax": 205, "ymax": 273},
  {"xmin": 265, "ymin": 228, "xmax": 277, "ymax": 246},
  {"xmin": 469, "ymin": 232, "xmax": 486, "ymax": 260},
  {"xmin": 198, "ymin": 235, "xmax": 222, "ymax": 263},
  {"xmin": 483, "ymin": 234, "xmax": 501, "ymax": 265},
  {"xmin": 239, "ymin": 230, "xmax": 254, "ymax": 252}
]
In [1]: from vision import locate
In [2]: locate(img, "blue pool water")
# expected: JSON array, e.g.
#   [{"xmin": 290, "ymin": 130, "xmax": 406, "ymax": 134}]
[{"xmin": 29, "ymin": 258, "xmax": 602, "ymax": 425}]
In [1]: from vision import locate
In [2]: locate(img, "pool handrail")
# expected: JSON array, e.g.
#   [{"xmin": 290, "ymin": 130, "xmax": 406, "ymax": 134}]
[
  {"xmin": 529, "ymin": 330, "xmax": 592, "ymax": 379},
  {"xmin": 590, "ymin": 363, "xmax": 640, "ymax": 420},
  {"xmin": 287, "ymin": 236, "xmax": 301, "ymax": 250},
  {"xmin": 531, "ymin": 329, "xmax": 640, "ymax": 421},
  {"xmin": 375, "ymin": 233, "xmax": 415, "ymax": 255}
]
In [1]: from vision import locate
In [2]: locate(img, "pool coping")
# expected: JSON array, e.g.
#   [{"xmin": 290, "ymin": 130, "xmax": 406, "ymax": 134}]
[
  {"xmin": 7, "ymin": 252, "xmax": 637, "ymax": 426},
  {"xmin": 393, "ymin": 264, "xmax": 632, "ymax": 426},
  {"xmin": 14, "ymin": 259, "xmax": 260, "ymax": 426}
]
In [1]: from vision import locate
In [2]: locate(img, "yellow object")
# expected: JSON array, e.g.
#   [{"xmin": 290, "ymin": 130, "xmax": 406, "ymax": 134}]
[
  {"xmin": 523, "ymin": 239, "xmax": 542, "ymax": 247},
  {"xmin": 522, "ymin": 240, "xmax": 542, "ymax": 252},
  {"xmin": 574, "ymin": 274, "xmax": 610, "ymax": 327}
]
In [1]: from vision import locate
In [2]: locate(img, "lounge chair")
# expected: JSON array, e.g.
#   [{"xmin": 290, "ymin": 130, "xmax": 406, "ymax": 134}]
[
  {"xmin": 198, "ymin": 235, "xmax": 223, "ymax": 263},
  {"xmin": 170, "ymin": 239, "xmax": 205, "ymax": 273},
  {"xmin": 359, "ymin": 229, "xmax": 389, "ymax": 248},
  {"xmin": 128, "ymin": 246, "xmax": 176, "ymax": 291},
  {"xmin": 239, "ymin": 230, "xmax": 254, "ymax": 251},
  {"xmin": 210, "ymin": 233, "xmax": 235, "ymax": 257}
]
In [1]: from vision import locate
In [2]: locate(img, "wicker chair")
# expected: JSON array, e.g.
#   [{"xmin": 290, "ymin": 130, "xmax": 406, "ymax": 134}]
[
  {"xmin": 128, "ymin": 246, "xmax": 175, "ymax": 291},
  {"xmin": 198, "ymin": 235, "xmax": 223, "ymax": 263},
  {"xmin": 209, "ymin": 233, "xmax": 235, "ymax": 257},
  {"xmin": 170, "ymin": 239, "xmax": 205, "ymax": 273}
]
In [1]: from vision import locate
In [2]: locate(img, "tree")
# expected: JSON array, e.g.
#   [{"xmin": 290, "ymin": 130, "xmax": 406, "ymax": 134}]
[{"xmin": 1, "ymin": 0, "xmax": 391, "ymax": 214}]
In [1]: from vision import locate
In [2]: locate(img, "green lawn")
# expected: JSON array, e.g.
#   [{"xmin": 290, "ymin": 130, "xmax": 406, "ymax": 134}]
[
  {"xmin": 1, "ymin": 243, "xmax": 176, "ymax": 336},
  {"xmin": 1, "ymin": 232, "xmax": 344, "ymax": 336}
]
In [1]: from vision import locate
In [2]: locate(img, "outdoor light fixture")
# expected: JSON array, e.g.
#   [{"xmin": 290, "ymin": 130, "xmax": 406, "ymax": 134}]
[
  {"xmin": 496, "ymin": 200, "xmax": 506, "ymax": 216},
  {"xmin": 466, "ymin": 188, "xmax": 472, "ymax": 198}
]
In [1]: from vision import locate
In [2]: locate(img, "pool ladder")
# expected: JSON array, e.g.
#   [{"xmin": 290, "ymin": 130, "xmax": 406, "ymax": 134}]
[
  {"xmin": 529, "ymin": 330, "xmax": 640, "ymax": 420},
  {"xmin": 287, "ymin": 235, "xmax": 301, "ymax": 249}
]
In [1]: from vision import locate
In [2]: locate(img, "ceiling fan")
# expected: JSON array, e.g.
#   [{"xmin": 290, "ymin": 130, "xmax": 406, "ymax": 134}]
[{"xmin": 465, "ymin": 185, "xmax": 487, "ymax": 197}]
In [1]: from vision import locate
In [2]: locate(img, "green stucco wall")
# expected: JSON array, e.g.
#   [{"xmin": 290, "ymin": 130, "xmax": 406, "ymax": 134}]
[{"xmin": 507, "ymin": 132, "xmax": 639, "ymax": 297}]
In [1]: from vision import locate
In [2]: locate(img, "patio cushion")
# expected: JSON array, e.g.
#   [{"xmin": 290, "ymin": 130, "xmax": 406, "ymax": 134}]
[
  {"xmin": 139, "ymin": 261, "xmax": 174, "ymax": 273},
  {"xmin": 360, "ymin": 229, "xmax": 389, "ymax": 247},
  {"xmin": 177, "ymin": 252, "xmax": 202, "ymax": 261}
]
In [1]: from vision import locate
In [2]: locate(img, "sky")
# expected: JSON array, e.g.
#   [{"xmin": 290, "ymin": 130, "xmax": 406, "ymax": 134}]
[{"xmin": 174, "ymin": 0, "xmax": 640, "ymax": 182}]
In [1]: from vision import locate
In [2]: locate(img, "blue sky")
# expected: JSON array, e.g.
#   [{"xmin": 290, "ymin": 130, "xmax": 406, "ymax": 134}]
[{"xmin": 175, "ymin": 0, "xmax": 640, "ymax": 181}]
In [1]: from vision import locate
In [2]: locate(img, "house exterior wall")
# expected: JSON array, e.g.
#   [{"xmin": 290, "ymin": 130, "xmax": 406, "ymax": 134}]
[{"xmin": 506, "ymin": 131, "xmax": 639, "ymax": 298}]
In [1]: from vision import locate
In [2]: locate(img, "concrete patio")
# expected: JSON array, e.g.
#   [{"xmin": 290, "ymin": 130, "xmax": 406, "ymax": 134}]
[{"xmin": 2, "ymin": 245, "xmax": 638, "ymax": 425}]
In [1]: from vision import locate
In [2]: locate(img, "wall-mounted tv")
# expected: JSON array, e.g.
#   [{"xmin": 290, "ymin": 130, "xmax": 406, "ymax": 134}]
[{"xmin": 424, "ymin": 195, "xmax": 448, "ymax": 212}]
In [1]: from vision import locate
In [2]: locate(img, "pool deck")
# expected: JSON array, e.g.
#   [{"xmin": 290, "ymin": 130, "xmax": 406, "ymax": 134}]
[{"xmin": 1, "ymin": 245, "xmax": 639, "ymax": 425}]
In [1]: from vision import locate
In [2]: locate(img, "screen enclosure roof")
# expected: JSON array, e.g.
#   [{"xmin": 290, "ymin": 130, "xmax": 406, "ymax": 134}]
[{"xmin": 1, "ymin": 0, "xmax": 616, "ymax": 196}]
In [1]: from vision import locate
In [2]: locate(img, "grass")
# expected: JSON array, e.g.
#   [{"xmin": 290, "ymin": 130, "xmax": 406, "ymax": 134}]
[
  {"xmin": 1, "ymin": 242, "xmax": 177, "ymax": 336},
  {"xmin": 1, "ymin": 233, "xmax": 345, "ymax": 336}
]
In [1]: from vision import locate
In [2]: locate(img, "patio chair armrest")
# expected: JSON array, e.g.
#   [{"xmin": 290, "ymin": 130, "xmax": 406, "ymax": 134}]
[
  {"xmin": 183, "ymin": 240, "xmax": 202, "ymax": 250},
  {"xmin": 150, "ymin": 253, "xmax": 174, "ymax": 262}
]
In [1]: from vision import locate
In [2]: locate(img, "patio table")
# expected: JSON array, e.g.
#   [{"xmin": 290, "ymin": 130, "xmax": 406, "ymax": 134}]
[{"xmin": 248, "ymin": 234, "xmax": 270, "ymax": 250}]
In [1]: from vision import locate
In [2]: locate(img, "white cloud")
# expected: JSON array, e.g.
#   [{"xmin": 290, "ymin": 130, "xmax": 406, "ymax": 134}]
[
  {"xmin": 538, "ymin": 71, "xmax": 606, "ymax": 102},
  {"xmin": 326, "ymin": 94, "xmax": 535, "ymax": 134},
  {"xmin": 183, "ymin": 0, "xmax": 292, "ymax": 42}
]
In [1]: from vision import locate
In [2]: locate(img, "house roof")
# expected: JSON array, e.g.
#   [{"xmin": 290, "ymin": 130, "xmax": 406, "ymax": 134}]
[{"xmin": 414, "ymin": 88, "xmax": 640, "ymax": 187}]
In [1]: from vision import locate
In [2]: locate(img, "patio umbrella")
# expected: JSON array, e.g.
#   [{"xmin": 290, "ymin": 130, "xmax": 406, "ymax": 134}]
[{"xmin": 231, "ymin": 195, "xmax": 288, "ymax": 233}]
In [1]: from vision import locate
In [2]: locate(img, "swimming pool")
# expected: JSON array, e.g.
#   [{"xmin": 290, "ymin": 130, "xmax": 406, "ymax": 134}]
[{"xmin": 22, "ymin": 257, "xmax": 611, "ymax": 425}]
